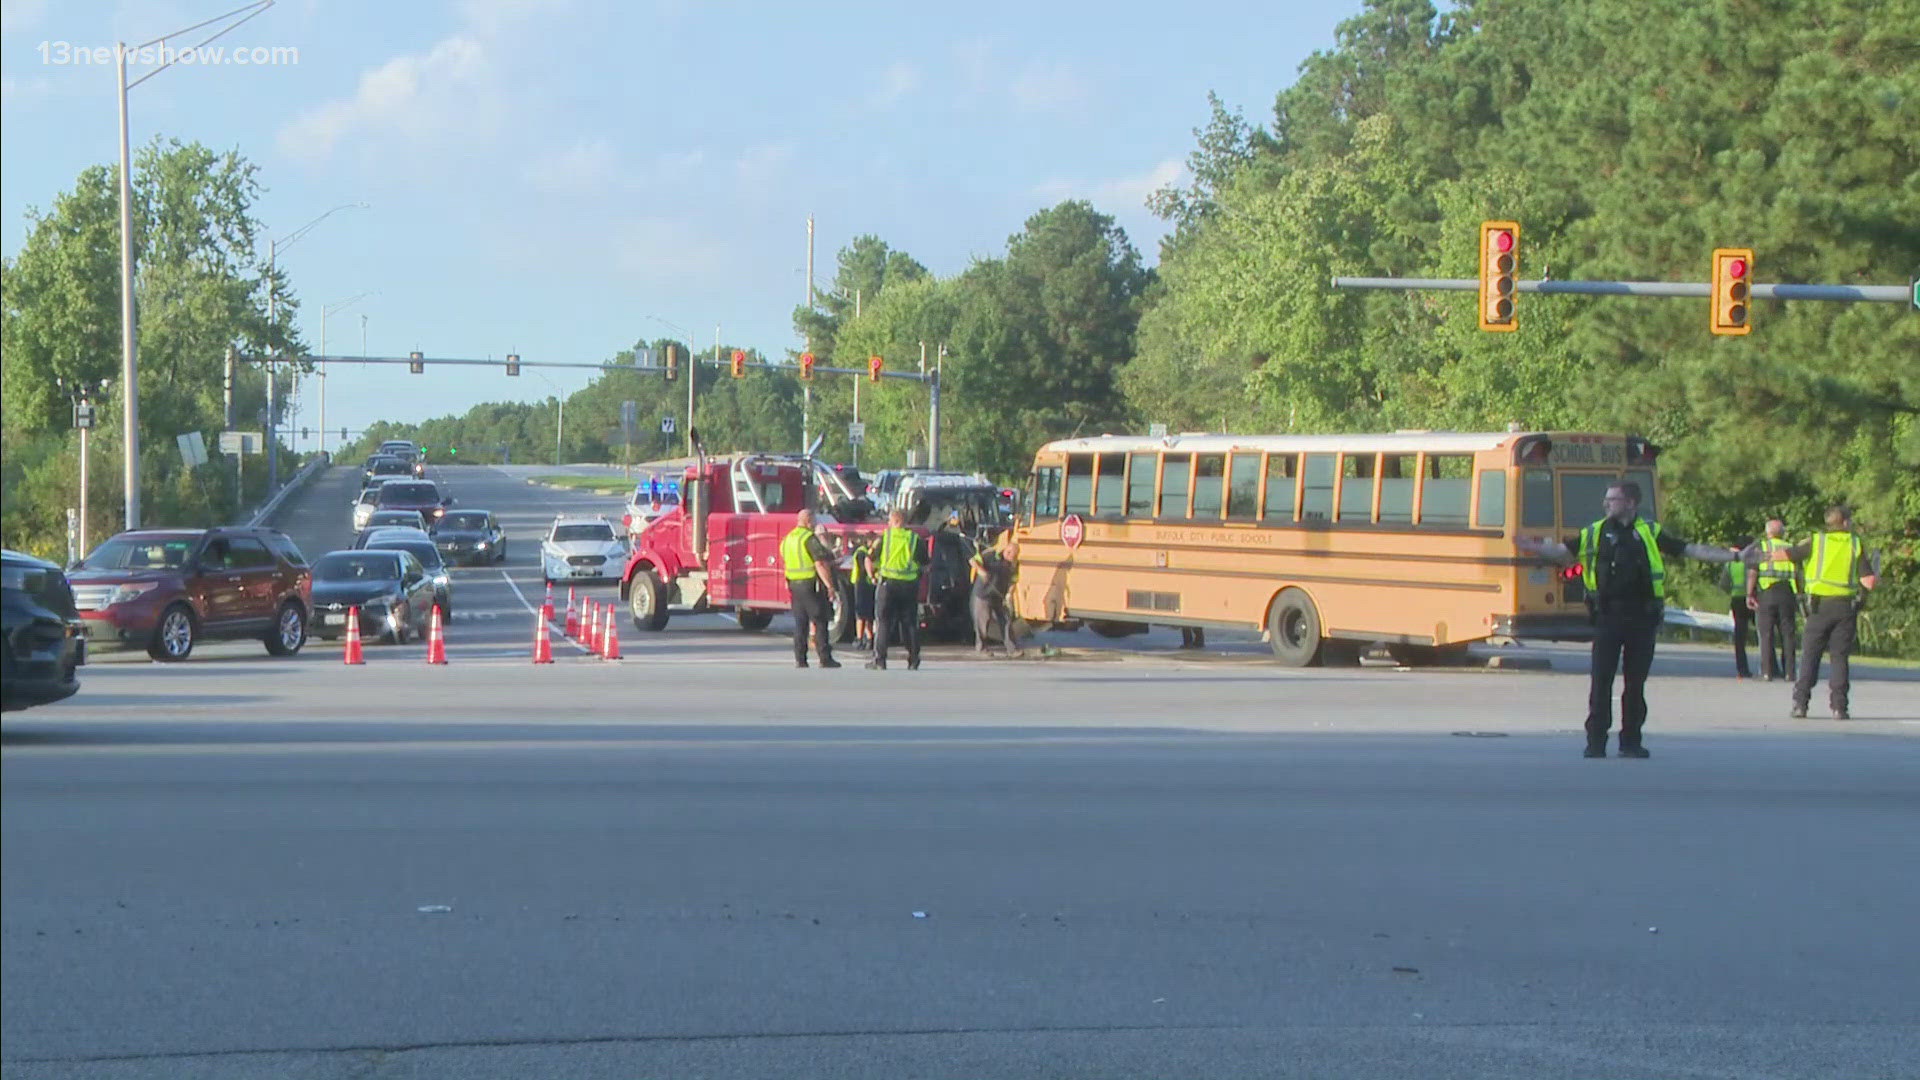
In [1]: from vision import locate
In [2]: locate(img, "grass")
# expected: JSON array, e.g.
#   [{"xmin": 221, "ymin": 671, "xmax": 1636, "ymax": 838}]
[{"xmin": 528, "ymin": 475, "xmax": 633, "ymax": 496}]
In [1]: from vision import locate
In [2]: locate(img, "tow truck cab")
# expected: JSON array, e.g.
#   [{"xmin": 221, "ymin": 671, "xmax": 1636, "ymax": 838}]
[{"xmin": 619, "ymin": 452, "xmax": 972, "ymax": 641}]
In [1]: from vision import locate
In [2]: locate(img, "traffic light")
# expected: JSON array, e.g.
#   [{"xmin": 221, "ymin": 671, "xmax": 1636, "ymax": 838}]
[
  {"xmin": 340, "ymin": 427, "xmax": 348, "ymax": 442},
  {"xmin": 1478, "ymin": 221, "xmax": 1519, "ymax": 332},
  {"xmin": 505, "ymin": 353, "xmax": 520, "ymax": 376},
  {"xmin": 409, "ymin": 350, "xmax": 424, "ymax": 374},
  {"xmin": 730, "ymin": 349, "xmax": 746, "ymax": 378},
  {"xmin": 868, "ymin": 354, "xmax": 883, "ymax": 382},
  {"xmin": 799, "ymin": 352, "xmax": 815, "ymax": 380},
  {"xmin": 664, "ymin": 344, "xmax": 679, "ymax": 382},
  {"xmin": 1710, "ymin": 248, "xmax": 1753, "ymax": 336},
  {"xmin": 301, "ymin": 427, "xmax": 310, "ymax": 440}
]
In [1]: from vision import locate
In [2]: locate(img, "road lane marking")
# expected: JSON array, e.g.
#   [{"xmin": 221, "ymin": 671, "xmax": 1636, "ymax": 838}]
[{"xmin": 499, "ymin": 569, "xmax": 593, "ymax": 654}]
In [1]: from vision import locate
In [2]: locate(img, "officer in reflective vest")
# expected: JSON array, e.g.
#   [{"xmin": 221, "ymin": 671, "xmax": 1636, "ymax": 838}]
[
  {"xmin": 1770, "ymin": 506, "xmax": 1880, "ymax": 719},
  {"xmin": 867, "ymin": 508, "xmax": 926, "ymax": 671},
  {"xmin": 1518, "ymin": 480, "xmax": 1736, "ymax": 758},
  {"xmin": 1721, "ymin": 535, "xmax": 1756, "ymax": 678},
  {"xmin": 781, "ymin": 509, "xmax": 841, "ymax": 669},
  {"xmin": 1743, "ymin": 518, "xmax": 1802, "ymax": 681},
  {"xmin": 850, "ymin": 539, "xmax": 877, "ymax": 652}
]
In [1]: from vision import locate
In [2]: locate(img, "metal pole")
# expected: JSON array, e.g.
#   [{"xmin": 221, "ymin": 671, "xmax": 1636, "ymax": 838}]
[
  {"xmin": 930, "ymin": 346, "xmax": 944, "ymax": 469},
  {"xmin": 806, "ymin": 214, "xmax": 814, "ymax": 312},
  {"xmin": 266, "ymin": 237, "xmax": 278, "ymax": 492},
  {"xmin": 852, "ymin": 367, "xmax": 861, "ymax": 471},
  {"xmin": 116, "ymin": 44, "xmax": 141, "ymax": 530},
  {"xmin": 556, "ymin": 397, "xmax": 564, "ymax": 466},
  {"xmin": 685, "ymin": 345, "xmax": 695, "ymax": 456},
  {"xmin": 79, "ymin": 412, "xmax": 90, "ymax": 558},
  {"xmin": 1329, "ymin": 276, "xmax": 1913, "ymax": 302},
  {"xmin": 318, "ymin": 306, "xmax": 325, "ymax": 460}
]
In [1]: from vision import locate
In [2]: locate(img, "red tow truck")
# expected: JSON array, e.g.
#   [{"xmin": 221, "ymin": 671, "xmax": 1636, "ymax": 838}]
[{"xmin": 617, "ymin": 440, "xmax": 977, "ymax": 641}]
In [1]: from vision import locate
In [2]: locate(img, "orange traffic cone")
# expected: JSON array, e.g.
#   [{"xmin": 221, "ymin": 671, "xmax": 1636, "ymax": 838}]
[
  {"xmin": 601, "ymin": 604, "xmax": 622, "ymax": 660},
  {"xmin": 425, "ymin": 604, "xmax": 448, "ymax": 665},
  {"xmin": 343, "ymin": 605, "xmax": 365, "ymax": 665},
  {"xmin": 532, "ymin": 606, "xmax": 554, "ymax": 664},
  {"xmin": 541, "ymin": 581, "xmax": 555, "ymax": 624},
  {"xmin": 584, "ymin": 599, "xmax": 600, "ymax": 652},
  {"xmin": 564, "ymin": 587, "xmax": 578, "ymax": 639}
]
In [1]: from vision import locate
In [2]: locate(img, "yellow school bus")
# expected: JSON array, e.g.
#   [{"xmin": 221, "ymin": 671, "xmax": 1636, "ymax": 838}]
[{"xmin": 1010, "ymin": 431, "xmax": 1661, "ymax": 665}]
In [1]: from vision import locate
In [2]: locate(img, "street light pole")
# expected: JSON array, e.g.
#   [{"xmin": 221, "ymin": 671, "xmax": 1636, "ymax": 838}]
[
  {"xmin": 113, "ymin": 0, "xmax": 276, "ymax": 530},
  {"xmin": 266, "ymin": 201, "xmax": 367, "ymax": 484},
  {"xmin": 317, "ymin": 292, "xmax": 374, "ymax": 458}
]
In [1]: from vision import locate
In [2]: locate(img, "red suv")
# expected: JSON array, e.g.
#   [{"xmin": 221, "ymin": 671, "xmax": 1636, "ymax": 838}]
[{"xmin": 69, "ymin": 528, "xmax": 314, "ymax": 661}]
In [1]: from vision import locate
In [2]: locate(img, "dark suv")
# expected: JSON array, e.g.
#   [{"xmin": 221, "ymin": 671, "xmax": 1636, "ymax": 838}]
[
  {"xmin": 68, "ymin": 528, "xmax": 314, "ymax": 661},
  {"xmin": 2, "ymin": 549, "xmax": 85, "ymax": 711},
  {"xmin": 376, "ymin": 480, "xmax": 453, "ymax": 529}
]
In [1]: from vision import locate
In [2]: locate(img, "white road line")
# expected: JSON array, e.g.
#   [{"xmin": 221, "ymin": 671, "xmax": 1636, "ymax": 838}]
[{"xmin": 499, "ymin": 569, "xmax": 594, "ymax": 654}]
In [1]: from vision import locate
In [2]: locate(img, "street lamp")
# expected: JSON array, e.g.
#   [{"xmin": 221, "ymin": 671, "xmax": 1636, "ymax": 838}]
[
  {"xmin": 317, "ymin": 292, "xmax": 376, "ymax": 457},
  {"xmin": 116, "ymin": 0, "xmax": 275, "ymax": 530},
  {"xmin": 266, "ymin": 201, "xmax": 368, "ymax": 485}
]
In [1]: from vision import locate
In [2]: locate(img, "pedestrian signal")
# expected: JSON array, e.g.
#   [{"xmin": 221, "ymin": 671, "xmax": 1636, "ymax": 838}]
[
  {"xmin": 868, "ymin": 354, "xmax": 883, "ymax": 382},
  {"xmin": 1710, "ymin": 248, "xmax": 1753, "ymax": 336},
  {"xmin": 409, "ymin": 350, "xmax": 424, "ymax": 374},
  {"xmin": 1478, "ymin": 221, "xmax": 1519, "ymax": 332},
  {"xmin": 731, "ymin": 349, "xmax": 746, "ymax": 379},
  {"xmin": 506, "ymin": 353, "xmax": 521, "ymax": 376},
  {"xmin": 799, "ymin": 352, "xmax": 815, "ymax": 380}
]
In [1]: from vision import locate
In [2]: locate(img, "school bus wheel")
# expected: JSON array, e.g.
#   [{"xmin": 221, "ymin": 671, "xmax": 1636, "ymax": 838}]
[{"xmin": 1266, "ymin": 587, "xmax": 1324, "ymax": 667}]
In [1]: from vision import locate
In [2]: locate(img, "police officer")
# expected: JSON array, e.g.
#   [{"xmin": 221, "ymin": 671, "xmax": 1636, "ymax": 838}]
[
  {"xmin": 868, "ymin": 508, "xmax": 925, "ymax": 671},
  {"xmin": 1744, "ymin": 518, "xmax": 1801, "ymax": 681},
  {"xmin": 1779, "ymin": 507, "xmax": 1880, "ymax": 719},
  {"xmin": 781, "ymin": 509, "xmax": 841, "ymax": 669},
  {"xmin": 1722, "ymin": 536, "xmax": 1756, "ymax": 678},
  {"xmin": 1518, "ymin": 481, "xmax": 1737, "ymax": 758}
]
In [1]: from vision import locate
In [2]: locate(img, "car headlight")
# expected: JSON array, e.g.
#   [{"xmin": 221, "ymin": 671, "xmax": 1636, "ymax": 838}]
[
  {"xmin": 433, "ymin": 573, "xmax": 449, "ymax": 588},
  {"xmin": 107, "ymin": 582, "xmax": 159, "ymax": 606},
  {"xmin": 476, "ymin": 541, "xmax": 489, "ymax": 549}
]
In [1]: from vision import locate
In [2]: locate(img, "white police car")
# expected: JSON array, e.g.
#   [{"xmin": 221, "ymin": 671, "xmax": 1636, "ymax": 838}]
[
  {"xmin": 622, "ymin": 476, "xmax": 682, "ymax": 540},
  {"xmin": 540, "ymin": 515, "xmax": 627, "ymax": 586}
]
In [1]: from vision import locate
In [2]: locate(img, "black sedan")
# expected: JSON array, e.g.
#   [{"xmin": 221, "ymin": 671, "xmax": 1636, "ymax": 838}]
[
  {"xmin": 2, "ymin": 548, "xmax": 85, "ymax": 711},
  {"xmin": 433, "ymin": 510, "xmax": 506, "ymax": 565},
  {"xmin": 307, "ymin": 550, "xmax": 437, "ymax": 645}
]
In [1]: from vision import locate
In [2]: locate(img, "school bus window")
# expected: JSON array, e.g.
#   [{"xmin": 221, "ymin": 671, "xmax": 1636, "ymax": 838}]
[
  {"xmin": 1420, "ymin": 455, "xmax": 1472, "ymax": 527},
  {"xmin": 1339, "ymin": 454, "xmax": 1377, "ymax": 522},
  {"xmin": 1094, "ymin": 454, "xmax": 1126, "ymax": 517},
  {"xmin": 1192, "ymin": 454, "xmax": 1226, "ymax": 520},
  {"xmin": 1474, "ymin": 468, "xmax": 1507, "ymax": 528},
  {"xmin": 1159, "ymin": 454, "xmax": 1191, "ymax": 519},
  {"xmin": 1033, "ymin": 466, "xmax": 1062, "ymax": 519},
  {"xmin": 1263, "ymin": 453, "xmax": 1299, "ymax": 522},
  {"xmin": 1126, "ymin": 453, "xmax": 1156, "ymax": 516},
  {"xmin": 1063, "ymin": 454, "xmax": 1094, "ymax": 515},
  {"xmin": 1560, "ymin": 472, "xmax": 1615, "ymax": 528},
  {"xmin": 1300, "ymin": 454, "xmax": 1335, "ymax": 521},
  {"xmin": 1226, "ymin": 453, "xmax": 1260, "ymax": 521},
  {"xmin": 1626, "ymin": 469, "xmax": 1657, "ymax": 521},
  {"xmin": 1521, "ymin": 468, "xmax": 1554, "ymax": 528},
  {"xmin": 1379, "ymin": 454, "xmax": 1417, "ymax": 524}
]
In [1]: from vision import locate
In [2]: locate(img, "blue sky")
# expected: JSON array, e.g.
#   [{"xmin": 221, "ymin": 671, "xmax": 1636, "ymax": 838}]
[{"xmin": 3, "ymin": 0, "xmax": 1368, "ymax": 446}]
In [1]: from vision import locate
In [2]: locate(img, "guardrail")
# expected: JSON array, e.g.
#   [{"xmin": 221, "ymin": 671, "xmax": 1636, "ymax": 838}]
[
  {"xmin": 1665, "ymin": 607, "xmax": 1736, "ymax": 635},
  {"xmin": 249, "ymin": 452, "xmax": 331, "ymax": 528}
]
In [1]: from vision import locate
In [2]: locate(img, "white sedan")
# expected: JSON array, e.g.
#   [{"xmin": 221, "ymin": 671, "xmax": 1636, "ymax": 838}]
[{"xmin": 540, "ymin": 517, "xmax": 627, "ymax": 586}]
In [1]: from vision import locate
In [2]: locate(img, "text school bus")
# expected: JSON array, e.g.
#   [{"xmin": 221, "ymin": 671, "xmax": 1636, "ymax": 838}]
[{"xmin": 1010, "ymin": 431, "xmax": 1660, "ymax": 665}]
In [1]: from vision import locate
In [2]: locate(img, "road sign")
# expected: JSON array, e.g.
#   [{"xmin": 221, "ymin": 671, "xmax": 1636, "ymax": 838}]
[
  {"xmin": 219, "ymin": 431, "xmax": 262, "ymax": 455},
  {"xmin": 660, "ymin": 416, "xmax": 677, "ymax": 436},
  {"xmin": 1148, "ymin": 422, "xmax": 1168, "ymax": 438},
  {"xmin": 633, "ymin": 347, "xmax": 655, "ymax": 367},
  {"xmin": 73, "ymin": 403, "xmax": 97, "ymax": 429},
  {"xmin": 176, "ymin": 432, "xmax": 208, "ymax": 467},
  {"xmin": 1060, "ymin": 514, "xmax": 1085, "ymax": 550},
  {"xmin": 847, "ymin": 421, "xmax": 866, "ymax": 445}
]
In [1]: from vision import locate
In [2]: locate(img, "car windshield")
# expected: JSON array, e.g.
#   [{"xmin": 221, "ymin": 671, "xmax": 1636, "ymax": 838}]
[
  {"xmin": 365, "ymin": 539, "xmax": 443, "ymax": 570},
  {"xmin": 442, "ymin": 512, "xmax": 489, "ymax": 530},
  {"xmin": 313, "ymin": 553, "xmax": 401, "ymax": 582},
  {"xmin": 78, "ymin": 536, "xmax": 197, "ymax": 571},
  {"xmin": 552, "ymin": 524, "xmax": 614, "ymax": 543},
  {"xmin": 379, "ymin": 483, "xmax": 437, "ymax": 503},
  {"xmin": 368, "ymin": 512, "xmax": 421, "ymax": 526},
  {"xmin": 373, "ymin": 460, "xmax": 409, "ymax": 473}
]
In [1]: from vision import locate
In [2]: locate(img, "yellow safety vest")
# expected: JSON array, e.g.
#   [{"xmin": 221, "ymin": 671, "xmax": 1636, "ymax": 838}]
[
  {"xmin": 876, "ymin": 526, "xmax": 921, "ymax": 582},
  {"xmin": 782, "ymin": 526, "xmax": 818, "ymax": 581},
  {"xmin": 1579, "ymin": 518, "xmax": 1666, "ymax": 600},
  {"xmin": 1806, "ymin": 531, "xmax": 1859, "ymax": 598},
  {"xmin": 1755, "ymin": 537, "xmax": 1799, "ymax": 594},
  {"xmin": 850, "ymin": 544, "xmax": 871, "ymax": 585}
]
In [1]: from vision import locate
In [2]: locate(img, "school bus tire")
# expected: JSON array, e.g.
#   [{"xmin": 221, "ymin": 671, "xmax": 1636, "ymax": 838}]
[{"xmin": 1266, "ymin": 587, "xmax": 1324, "ymax": 667}]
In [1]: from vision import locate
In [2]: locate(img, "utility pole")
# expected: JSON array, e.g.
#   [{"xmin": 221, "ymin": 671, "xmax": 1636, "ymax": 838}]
[{"xmin": 806, "ymin": 214, "xmax": 814, "ymax": 314}]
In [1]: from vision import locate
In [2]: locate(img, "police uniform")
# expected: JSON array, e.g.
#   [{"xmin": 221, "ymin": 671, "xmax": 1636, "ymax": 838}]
[
  {"xmin": 1722, "ymin": 558, "xmax": 1755, "ymax": 678},
  {"xmin": 869, "ymin": 524, "xmax": 925, "ymax": 670},
  {"xmin": 1574, "ymin": 515, "xmax": 1692, "ymax": 757},
  {"xmin": 1787, "ymin": 530, "xmax": 1878, "ymax": 718},
  {"xmin": 781, "ymin": 523, "xmax": 839, "ymax": 668},
  {"xmin": 1747, "ymin": 536, "xmax": 1801, "ymax": 680},
  {"xmin": 850, "ymin": 542, "xmax": 877, "ymax": 647}
]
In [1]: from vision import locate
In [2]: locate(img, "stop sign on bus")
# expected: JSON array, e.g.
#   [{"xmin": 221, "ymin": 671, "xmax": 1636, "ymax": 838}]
[{"xmin": 1061, "ymin": 514, "xmax": 1085, "ymax": 549}]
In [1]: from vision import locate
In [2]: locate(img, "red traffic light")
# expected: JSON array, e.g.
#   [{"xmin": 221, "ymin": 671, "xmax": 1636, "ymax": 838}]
[
  {"xmin": 1726, "ymin": 258, "xmax": 1746, "ymax": 279},
  {"xmin": 730, "ymin": 349, "xmax": 746, "ymax": 378},
  {"xmin": 798, "ymin": 352, "xmax": 815, "ymax": 380},
  {"xmin": 867, "ymin": 355, "xmax": 883, "ymax": 382},
  {"xmin": 1492, "ymin": 229, "xmax": 1514, "ymax": 253}
]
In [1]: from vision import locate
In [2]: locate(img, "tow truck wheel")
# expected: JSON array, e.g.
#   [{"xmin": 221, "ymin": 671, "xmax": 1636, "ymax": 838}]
[
  {"xmin": 737, "ymin": 609, "xmax": 774, "ymax": 631},
  {"xmin": 827, "ymin": 573, "xmax": 856, "ymax": 644},
  {"xmin": 628, "ymin": 569, "xmax": 670, "ymax": 631}
]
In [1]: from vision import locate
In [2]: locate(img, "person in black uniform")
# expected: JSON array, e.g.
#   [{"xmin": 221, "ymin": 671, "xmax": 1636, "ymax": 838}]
[
  {"xmin": 1518, "ymin": 481, "xmax": 1737, "ymax": 758},
  {"xmin": 1723, "ymin": 535, "xmax": 1755, "ymax": 678},
  {"xmin": 780, "ymin": 509, "xmax": 841, "ymax": 670},
  {"xmin": 1769, "ymin": 506, "xmax": 1881, "ymax": 719},
  {"xmin": 1744, "ymin": 518, "xmax": 1801, "ymax": 681}
]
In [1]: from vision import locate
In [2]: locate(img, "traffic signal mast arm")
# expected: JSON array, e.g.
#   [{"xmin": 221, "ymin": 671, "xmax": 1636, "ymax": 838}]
[
  {"xmin": 1333, "ymin": 277, "xmax": 1910, "ymax": 301},
  {"xmin": 276, "ymin": 353, "xmax": 939, "ymax": 381}
]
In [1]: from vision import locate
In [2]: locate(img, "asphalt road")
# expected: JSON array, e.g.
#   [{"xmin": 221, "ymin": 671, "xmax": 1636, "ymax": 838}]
[{"xmin": 5, "ymin": 466, "xmax": 1918, "ymax": 1078}]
